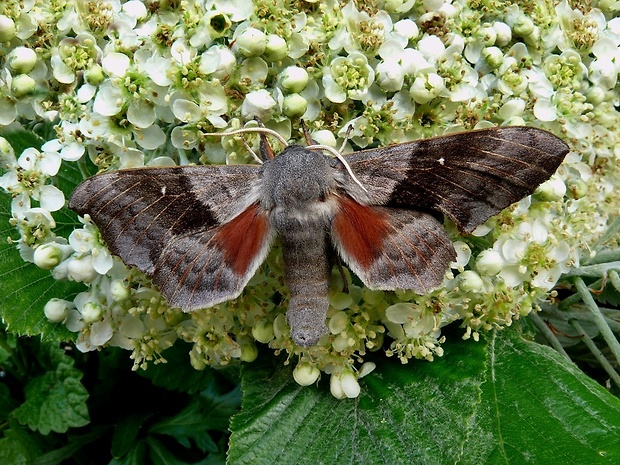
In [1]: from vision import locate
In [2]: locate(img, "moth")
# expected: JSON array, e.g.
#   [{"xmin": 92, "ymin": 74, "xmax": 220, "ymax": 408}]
[{"xmin": 70, "ymin": 126, "xmax": 569, "ymax": 347}]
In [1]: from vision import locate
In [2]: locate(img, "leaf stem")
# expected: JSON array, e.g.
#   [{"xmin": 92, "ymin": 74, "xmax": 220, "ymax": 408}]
[
  {"xmin": 570, "ymin": 320, "xmax": 620, "ymax": 390},
  {"xmin": 574, "ymin": 277, "xmax": 620, "ymax": 365},
  {"xmin": 529, "ymin": 312, "xmax": 571, "ymax": 359}
]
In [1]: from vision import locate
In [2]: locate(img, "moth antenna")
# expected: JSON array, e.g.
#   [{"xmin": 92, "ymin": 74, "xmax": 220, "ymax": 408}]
[
  {"xmin": 306, "ymin": 144, "xmax": 368, "ymax": 193},
  {"xmin": 339, "ymin": 124, "xmax": 354, "ymax": 153},
  {"xmin": 203, "ymin": 127, "xmax": 289, "ymax": 148},
  {"xmin": 300, "ymin": 119, "xmax": 313, "ymax": 146},
  {"xmin": 259, "ymin": 131, "xmax": 276, "ymax": 160},
  {"xmin": 241, "ymin": 136, "xmax": 264, "ymax": 164}
]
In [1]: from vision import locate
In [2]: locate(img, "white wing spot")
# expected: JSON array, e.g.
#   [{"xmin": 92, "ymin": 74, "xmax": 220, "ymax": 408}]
[
  {"xmin": 161, "ymin": 185, "xmax": 167, "ymax": 195},
  {"xmin": 437, "ymin": 157, "xmax": 445, "ymax": 165}
]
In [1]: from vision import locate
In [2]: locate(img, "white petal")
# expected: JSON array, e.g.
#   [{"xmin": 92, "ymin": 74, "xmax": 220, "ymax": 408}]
[
  {"xmin": 39, "ymin": 185, "xmax": 65, "ymax": 211},
  {"xmin": 60, "ymin": 142, "xmax": 85, "ymax": 162},
  {"xmin": 134, "ymin": 124, "xmax": 166, "ymax": 150},
  {"xmin": 93, "ymin": 81, "xmax": 124, "ymax": 116},
  {"xmin": 533, "ymin": 99, "xmax": 557, "ymax": 122},
  {"xmin": 102, "ymin": 52, "xmax": 131, "ymax": 77},
  {"xmin": 127, "ymin": 99, "xmax": 155, "ymax": 128},
  {"xmin": 172, "ymin": 99, "xmax": 201, "ymax": 122}
]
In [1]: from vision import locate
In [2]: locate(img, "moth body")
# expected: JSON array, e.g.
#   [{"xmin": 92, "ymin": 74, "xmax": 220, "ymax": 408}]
[
  {"xmin": 69, "ymin": 127, "xmax": 569, "ymax": 348},
  {"xmin": 259, "ymin": 146, "xmax": 340, "ymax": 346}
]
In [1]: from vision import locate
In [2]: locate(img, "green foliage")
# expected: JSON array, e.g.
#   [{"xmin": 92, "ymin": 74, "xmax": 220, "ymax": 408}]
[{"xmin": 229, "ymin": 330, "xmax": 620, "ymax": 465}]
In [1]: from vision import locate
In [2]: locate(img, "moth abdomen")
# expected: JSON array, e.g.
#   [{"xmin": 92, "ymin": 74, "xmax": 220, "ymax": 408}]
[{"xmin": 277, "ymin": 216, "xmax": 332, "ymax": 346}]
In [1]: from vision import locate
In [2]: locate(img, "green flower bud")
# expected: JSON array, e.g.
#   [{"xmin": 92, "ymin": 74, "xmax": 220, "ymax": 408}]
[
  {"xmin": 567, "ymin": 179, "xmax": 588, "ymax": 199},
  {"xmin": 44, "ymin": 298, "xmax": 70, "ymax": 323},
  {"xmin": 7, "ymin": 47, "xmax": 37, "ymax": 74},
  {"xmin": 0, "ymin": 15, "xmax": 16, "ymax": 42},
  {"xmin": 280, "ymin": 66, "xmax": 309, "ymax": 93},
  {"xmin": 239, "ymin": 342, "xmax": 258, "ymax": 362},
  {"xmin": 85, "ymin": 64, "xmax": 105, "ymax": 85},
  {"xmin": 11, "ymin": 74, "xmax": 36, "ymax": 97},
  {"xmin": 81, "ymin": 302, "xmax": 102, "ymax": 323},
  {"xmin": 513, "ymin": 15, "xmax": 535, "ymax": 37},
  {"xmin": 237, "ymin": 27, "xmax": 266, "ymax": 57},
  {"xmin": 263, "ymin": 34, "xmax": 288, "ymax": 62},
  {"xmin": 293, "ymin": 362, "xmax": 320, "ymax": 386},
  {"xmin": 252, "ymin": 320, "xmax": 275, "ymax": 343},
  {"xmin": 282, "ymin": 93, "xmax": 307, "ymax": 118}
]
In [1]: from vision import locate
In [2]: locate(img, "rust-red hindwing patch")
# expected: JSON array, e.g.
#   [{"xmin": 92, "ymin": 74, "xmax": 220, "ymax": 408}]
[
  {"xmin": 215, "ymin": 204, "xmax": 269, "ymax": 275},
  {"xmin": 332, "ymin": 196, "xmax": 389, "ymax": 268}
]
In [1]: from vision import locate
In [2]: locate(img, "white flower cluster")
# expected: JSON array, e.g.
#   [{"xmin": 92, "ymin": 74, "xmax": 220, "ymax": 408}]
[{"xmin": 1, "ymin": 0, "xmax": 620, "ymax": 397}]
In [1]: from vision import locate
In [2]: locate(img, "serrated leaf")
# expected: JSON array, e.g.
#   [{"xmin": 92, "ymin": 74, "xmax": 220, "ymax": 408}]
[
  {"xmin": 472, "ymin": 331, "xmax": 620, "ymax": 464},
  {"xmin": 112, "ymin": 413, "xmax": 152, "ymax": 459},
  {"xmin": 0, "ymin": 129, "xmax": 45, "ymax": 156},
  {"xmin": 13, "ymin": 344, "xmax": 89, "ymax": 434},
  {"xmin": 0, "ymin": 165, "xmax": 85, "ymax": 341},
  {"xmin": 139, "ymin": 343, "xmax": 240, "ymax": 394},
  {"xmin": 149, "ymin": 385, "xmax": 241, "ymax": 452},
  {"xmin": 229, "ymin": 329, "xmax": 620, "ymax": 465}
]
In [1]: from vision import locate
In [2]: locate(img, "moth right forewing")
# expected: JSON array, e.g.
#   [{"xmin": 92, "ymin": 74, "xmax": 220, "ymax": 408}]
[{"xmin": 342, "ymin": 127, "xmax": 568, "ymax": 232}]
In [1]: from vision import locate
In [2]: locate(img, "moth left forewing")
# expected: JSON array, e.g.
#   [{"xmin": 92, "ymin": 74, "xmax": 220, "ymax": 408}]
[
  {"xmin": 341, "ymin": 127, "xmax": 569, "ymax": 232},
  {"xmin": 70, "ymin": 164, "xmax": 274, "ymax": 310}
]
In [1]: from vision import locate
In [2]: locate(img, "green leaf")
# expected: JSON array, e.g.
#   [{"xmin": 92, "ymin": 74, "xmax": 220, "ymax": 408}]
[
  {"xmin": 13, "ymin": 343, "xmax": 89, "ymax": 434},
  {"xmin": 229, "ymin": 329, "xmax": 620, "ymax": 465},
  {"xmin": 139, "ymin": 343, "xmax": 240, "ymax": 394},
  {"xmin": 149, "ymin": 384, "xmax": 241, "ymax": 451},
  {"xmin": 0, "ymin": 128, "xmax": 45, "ymax": 156},
  {"xmin": 111, "ymin": 413, "xmax": 152, "ymax": 459},
  {"xmin": 0, "ymin": 165, "xmax": 85, "ymax": 341}
]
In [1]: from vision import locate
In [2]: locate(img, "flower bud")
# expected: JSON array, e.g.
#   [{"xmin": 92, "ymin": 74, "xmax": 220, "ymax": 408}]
[
  {"xmin": 282, "ymin": 93, "xmax": 307, "ymax": 118},
  {"xmin": 513, "ymin": 15, "xmax": 535, "ymax": 37},
  {"xmin": 409, "ymin": 73, "xmax": 444, "ymax": 104},
  {"xmin": 293, "ymin": 362, "xmax": 321, "ymax": 386},
  {"xmin": 236, "ymin": 27, "xmax": 266, "ymax": 57},
  {"xmin": 44, "ymin": 298, "xmax": 70, "ymax": 323},
  {"xmin": 263, "ymin": 34, "xmax": 288, "ymax": 62},
  {"xmin": 458, "ymin": 270, "xmax": 484, "ymax": 292},
  {"xmin": 536, "ymin": 176, "xmax": 566, "ymax": 201},
  {"xmin": 110, "ymin": 279, "xmax": 131, "ymax": 301},
  {"xmin": 252, "ymin": 320, "xmax": 274, "ymax": 343},
  {"xmin": 482, "ymin": 47, "xmax": 504, "ymax": 69},
  {"xmin": 493, "ymin": 21, "xmax": 512, "ymax": 46},
  {"xmin": 338, "ymin": 370, "xmax": 361, "ymax": 398},
  {"xmin": 475, "ymin": 249, "xmax": 503, "ymax": 276},
  {"xmin": 85, "ymin": 64, "xmax": 105, "ymax": 85},
  {"xmin": 479, "ymin": 25, "xmax": 497, "ymax": 46},
  {"xmin": 11, "ymin": 74, "xmax": 36, "ymax": 97},
  {"xmin": 280, "ymin": 66, "xmax": 309, "ymax": 93},
  {"xmin": 67, "ymin": 255, "xmax": 99, "ymax": 282},
  {"xmin": 34, "ymin": 243, "xmax": 64, "ymax": 270},
  {"xmin": 239, "ymin": 342, "xmax": 258, "ymax": 362},
  {"xmin": 376, "ymin": 60, "xmax": 405, "ymax": 92},
  {"xmin": 81, "ymin": 302, "xmax": 102, "ymax": 323},
  {"xmin": 7, "ymin": 47, "xmax": 37, "ymax": 74},
  {"xmin": 0, "ymin": 15, "xmax": 16, "ymax": 42}
]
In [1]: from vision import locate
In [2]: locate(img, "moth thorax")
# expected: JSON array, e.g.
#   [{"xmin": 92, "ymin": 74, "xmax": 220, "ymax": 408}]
[{"xmin": 261, "ymin": 146, "xmax": 335, "ymax": 209}]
